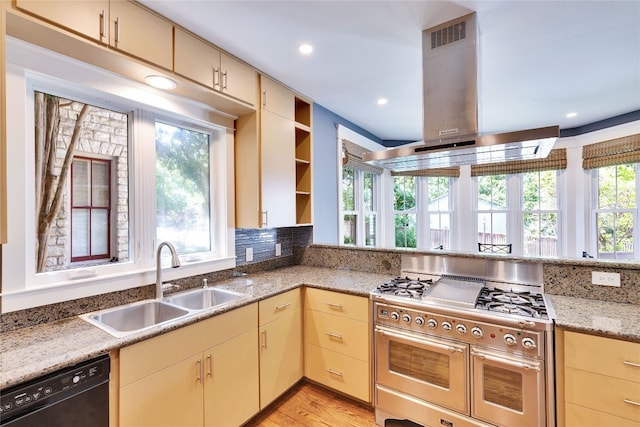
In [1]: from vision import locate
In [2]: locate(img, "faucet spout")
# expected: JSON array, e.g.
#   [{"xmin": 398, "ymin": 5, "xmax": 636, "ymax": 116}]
[{"xmin": 156, "ymin": 241, "xmax": 181, "ymax": 300}]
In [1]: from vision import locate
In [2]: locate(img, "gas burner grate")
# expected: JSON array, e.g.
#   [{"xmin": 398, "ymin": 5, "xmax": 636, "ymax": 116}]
[
  {"xmin": 476, "ymin": 287, "xmax": 548, "ymax": 318},
  {"xmin": 376, "ymin": 276, "xmax": 434, "ymax": 298}
]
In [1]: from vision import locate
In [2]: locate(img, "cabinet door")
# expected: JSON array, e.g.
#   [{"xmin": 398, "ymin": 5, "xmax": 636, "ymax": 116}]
[
  {"xmin": 260, "ymin": 109, "xmax": 296, "ymax": 227},
  {"xmin": 174, "ymin": 27, "xmax": 221, "ymax": 90},
  {"xmin": 15, "ymin": 0, "xmax": 108, "ymax": 43},
  {"xmin": 221, "ymin": 53, "xmax": 257, "ymax": 106},
  {"xmin": 260, "ymin": 75, "xmax": 294, "ymax": 120},
  {"xmin": 204, "ymin": 329, "xmax": 259, "ymax": 427},
  {"xmin": 259, "ymin": 310, "xmax": 303, "ymax": 408},
  {"xmin": 109, "ymin": 0, "xmax": 173, "ymax": 70},
  {"xmin": 120, "ymin": 353, "xmax": 203, "ymax": 427}
]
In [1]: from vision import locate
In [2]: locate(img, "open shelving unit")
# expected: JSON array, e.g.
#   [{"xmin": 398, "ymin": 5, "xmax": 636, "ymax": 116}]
[{"xmin": 294, "ymin": 97, "xmax": 312, "ymax": 225}]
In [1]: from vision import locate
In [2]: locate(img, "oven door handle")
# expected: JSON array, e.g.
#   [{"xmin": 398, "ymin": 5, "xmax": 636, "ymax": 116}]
[
  {"xmin": 376, "ymin": 328, "xmax": 464, "ymax": 353},
  {"xmin": 471, "ymin": 350, "xmax": 541, "ymax": 372}
]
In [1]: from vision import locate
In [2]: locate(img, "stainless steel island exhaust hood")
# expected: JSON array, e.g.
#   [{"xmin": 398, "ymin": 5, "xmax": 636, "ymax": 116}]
[{"xmin": 363, "ymin": 12, "xmax": 559, "ymax": 171}]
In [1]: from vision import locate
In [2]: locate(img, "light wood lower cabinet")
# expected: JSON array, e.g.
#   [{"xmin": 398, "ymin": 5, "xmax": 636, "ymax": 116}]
[
  {"xmin": 118, "ymin": 303, "xmax": 259, "ymax": 427},
  {"xmin": 303, "ymin": 288, "xmax": 371, "ymax": 403},
  {"xmin": 258, "ymin": 288, "xmax": 303, "ymax": 409},
  {"xmin": 559, "ymin": 329, "xmax": 640, "ymax": 427}
]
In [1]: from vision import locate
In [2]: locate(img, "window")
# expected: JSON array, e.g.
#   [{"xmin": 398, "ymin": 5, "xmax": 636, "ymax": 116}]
[
  {"xmin": 592, "ymin": 164, "xmax": 638, "ymax": 259},
  {"xmin": 522, "ymin": 170, "xmax": 559, "ymax": 256},
  {"xmin": 342, "ymin": 167, "xmax": 379, "ymax": 246},
  {"xmin": 156, "ymin": 121, "xmax": 213, "ymax": 255},
  {"xmin": 394, "ymin": 176, "xmax": 417, "ymax": 248},
  {"xmin": 477, "ymin": 175, "xmax": 508, "ymax": 246},
  {"xmin": 71, "ymin": 157, "xmax": 112, "ymax": 262},
  {"xmin": 423, "ymin": 176, "xmax": 453, "ymax": 250}
]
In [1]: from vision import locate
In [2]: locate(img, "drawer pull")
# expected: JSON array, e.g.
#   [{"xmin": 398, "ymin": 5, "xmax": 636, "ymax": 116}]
[
  {"xmin": 623, "ymin": 360, "xmax": 640, "ymax": 368},
  {"xmin": 275, "ymin": 302, "xmax": 290, "ymax": 311},
  {"xmin": 326, "ymin": 332, "xmax": 343, "ymax": 340},
  {"xmin": 325, "ymin": 301, "xmax": 343, "ymax": 309},
  {"xmin": 624, "ymin": 399, "xmax": 640, "ymax": 407},
  {"xmin": 326, "ymin": 368, "xmax": 343, "ymax": 377},
  {"xmin": 261, "ymin": 330, "xmax": 267, "ymax": 349}
]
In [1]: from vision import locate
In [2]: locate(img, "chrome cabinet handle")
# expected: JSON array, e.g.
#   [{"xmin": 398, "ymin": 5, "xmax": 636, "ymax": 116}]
[
  {"xmin": 261, "ymin": 330, "xmax": 267, "ymax": 349},
  {"xmin": 623, "ymin": 360, "xmax": 640, "ymax": 368},
  {"xmin": 196, "ymin": 359, "xmax": 202, "ymax": 382},
  {"xmin": 262, "ymin": 90, "xmax": 267, "ymax": 107},
  {"xmin": 114, "ymin": 17, "xmax": 120, "ymax": 43},
  {"xmin": 222, "ymin": 70, "xmax": 228, "ymax": 90},
  {"xmin": 379, "ymin": 329, "xmax": 465, "ymax": 354},
  {"xmin": 326, "ymin": 332, "xmax": 343, "ymax": 340},
  {"xmin": 326, "ymin": 368, "xmax": 343, "ymax": 377},
  {"xmin": 262, "ymin": 211, "xmax": 268, "ymax": 227},
  {"xmin": 275, "ymin": 302, "xmax": 290, "ymax": 311},
  {"xmin": 100, "ymin": 10, "xmax": 106, "ymax": 40},
  {"xmin": 206, "ymin": 354, "xmax": 212, "ymax": 378},
  {"xmin": 325, "ymin": 301, "xmax": 343, "ymax": 309},
  {"xmin": 213, "ymin": 67, "xmax": 220, "ymax": 89},
  {"xmin": 624, "ymin": 399, "xmax": 640, "ymax": 407}
]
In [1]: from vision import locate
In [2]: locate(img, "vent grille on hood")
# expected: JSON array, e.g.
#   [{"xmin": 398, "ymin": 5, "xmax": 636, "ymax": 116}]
[{"xmin": 363, "ymin": 12, "xmax": 559, "ymax": 172}]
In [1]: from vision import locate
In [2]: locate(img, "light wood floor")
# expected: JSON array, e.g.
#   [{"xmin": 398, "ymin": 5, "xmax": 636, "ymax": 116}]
[{"xmin": 245, "ymin": 381, "xmax": 377, "ymax": 427}]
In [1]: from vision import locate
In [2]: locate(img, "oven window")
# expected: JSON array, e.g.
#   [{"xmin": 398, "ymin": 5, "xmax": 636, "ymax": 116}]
[
  {"xmin": 482, "ymin": 365, "xmax": 523, "ymax": 412},
  {"xmin": 389, "ymin": 341, "xmax": 449, "ymax": 388}
]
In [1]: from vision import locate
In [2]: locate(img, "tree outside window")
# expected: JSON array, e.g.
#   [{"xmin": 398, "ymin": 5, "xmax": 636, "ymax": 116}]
[
  {"xmin": 394, "ymin": 176, "xmax": 417, "ymax": 248},
  {"xmin": 522, "ymin": 170, "xmax": 559, "ymax": 257},
  {"xmin": 477, "ymin": 175, "xmax": 508, "ymax": 246}
]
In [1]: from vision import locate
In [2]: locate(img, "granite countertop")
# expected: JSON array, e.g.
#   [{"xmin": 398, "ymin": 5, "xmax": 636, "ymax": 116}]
[
  {"xmin": 3, "ymin": 266, "xmax": 639, "ymax": 390},
  {"xmin": 0, "ymin": 266, "xmax": 392, "ymax": 389},
  {"xmin": 550, "ymin": 294, "xmax": 640, "ymax": 343}
]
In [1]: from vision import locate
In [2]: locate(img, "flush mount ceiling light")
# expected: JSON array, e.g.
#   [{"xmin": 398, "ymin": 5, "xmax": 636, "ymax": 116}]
[
  {"xmin": 377, "ymin": 98, "xmax": 388, "ymax": 106},
  {"xmin": 145, "ymin": 75, "xmax": 177, "ymax": 90},
  {"xmin": 565, "ymin": 112, "xmax": 578, "ymax": 118},
  {"xmin": 298, "ymin": 44, "xmax": 313, "ymax": 55}
]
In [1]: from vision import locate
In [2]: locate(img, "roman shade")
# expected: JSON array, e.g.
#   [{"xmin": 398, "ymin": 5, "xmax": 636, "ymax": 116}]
[
  {"xmin": 342, "ymin": 139, "xmax": 384, "ymax": 174},
  {"xmin": 471, "ymin": 148, "xmax": 567, "ymax": 177},
  {"xmin": 582, "ymin": 134, "xmax": 640, "ymax": 169},
  {"xmin": 390, "ymin": 167, "xmax": 460, "ymax": 177}
]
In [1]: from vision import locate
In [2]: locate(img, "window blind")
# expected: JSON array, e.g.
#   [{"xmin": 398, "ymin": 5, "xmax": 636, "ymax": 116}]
[
  {"xmin": 582, "ymin": 134, "xmax": 640, "ymax": 169},
  {"xmin": 342, "ymin": 139, "xmax": 384, "ymax": 174},
  {"xmin": 471, "ymin": 148, "xmax": 567, "ymax": 177}
]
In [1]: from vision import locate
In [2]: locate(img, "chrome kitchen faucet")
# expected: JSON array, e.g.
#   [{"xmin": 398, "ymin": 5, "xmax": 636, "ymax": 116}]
[{"xmin": 156, "ymin": 241, "xmax": 181, "ymax": 299}]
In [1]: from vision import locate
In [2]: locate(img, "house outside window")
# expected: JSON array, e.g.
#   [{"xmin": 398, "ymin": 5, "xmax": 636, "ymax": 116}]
[{"xmin": 341, "ymin": 140, "xmax": 382, "ymax": 246}]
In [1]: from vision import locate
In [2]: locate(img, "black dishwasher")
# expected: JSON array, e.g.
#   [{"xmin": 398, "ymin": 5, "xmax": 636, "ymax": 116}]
[{"xmin": 0, "ymin": 354, "xmax": 110, "ymax": 426}]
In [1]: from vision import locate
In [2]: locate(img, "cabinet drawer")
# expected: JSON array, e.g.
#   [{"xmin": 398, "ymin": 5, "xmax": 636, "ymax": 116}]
[
  {"xmin": 565, "ymin": 367, "xmax": 640, "ymax": 422},
  {"xmin": 304, "ymin": 288, "xmax": 368, "ymax": 321},
  {"xmin": 259, "ymin": 288, "xmax": 301, "ymax": 326},
  {"xmin": 565, "ymin": 402, "xmax": 640, "ymax": 427},
  {"xmin": 565, "ymin": 331, "xmax": 640, "ymax": 382},
  {"xmin": 304, "ymin": 344, "xmax": 370, "ymax": 402},
  {"xmin": 304, "ymin": 310, "xmax": 369, "ymax": 361}
]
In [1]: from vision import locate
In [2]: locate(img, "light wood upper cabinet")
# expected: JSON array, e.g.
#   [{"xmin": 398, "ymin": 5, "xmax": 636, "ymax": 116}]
[
  {"xmin": 109, "ymin": 0, "xmax": 173, "ymax": 70},
  {"xmin": 174, "ymin": 28, "xmax": 257, "ymax": 106},
  {"xmin": 258, "ymin": 289, "xmax": 303, "ymax": 409},
  {"xmin": 15, "ymin": 0, "xmax": 173, "ymax": 70},
  {"xmin": 261, "ymin": 75, "xmax": 295, "ymax": 120},
  {"xmin": 15, "ymin": 0, "xmax": 109, "ymax": 43}
]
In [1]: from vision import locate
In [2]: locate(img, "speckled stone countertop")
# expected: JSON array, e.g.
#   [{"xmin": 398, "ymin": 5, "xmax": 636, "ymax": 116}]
[
  {"xmin": 550, "ymin": 294, "xmax": 640, "ymax": 343},
  {"xmin": 0, "ymin": 266, "xmax": 393, "ymax": 390}
]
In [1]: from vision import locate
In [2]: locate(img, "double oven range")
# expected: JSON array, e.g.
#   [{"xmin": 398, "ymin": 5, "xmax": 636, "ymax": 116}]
[{"xmin": 371, "ymin": 255, "xmax": 555, "ymax": 427}]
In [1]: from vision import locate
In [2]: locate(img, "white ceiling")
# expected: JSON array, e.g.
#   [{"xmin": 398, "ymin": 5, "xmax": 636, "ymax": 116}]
[{"xmin": 140, "ymin": 0, "xmax": 640, "ymax": 143}]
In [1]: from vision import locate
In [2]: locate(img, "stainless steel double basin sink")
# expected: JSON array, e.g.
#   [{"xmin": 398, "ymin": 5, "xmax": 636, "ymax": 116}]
[{"xmin": 81, "ymin": 287, "xmax": 247, "ymax": 338}]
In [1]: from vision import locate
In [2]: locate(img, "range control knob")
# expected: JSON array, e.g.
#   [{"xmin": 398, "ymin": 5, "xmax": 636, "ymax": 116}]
[
  {"xmin": 471, "ymin": 327, "xmax": 484, "ymax": 338},
  {"xmin": 390, "ymin": 312, "xmax": 399, "ymax": 321},
  {"xmin": 504, "ymin": 334, "xmax": 517, "ymax": 346},
  {"xmin": 522, "ymin": 337, "xmax": 537, "ymax": 349},
  {"xmin": 415, "ymin": 316, "xmax": 425, "ymax": 326},
  {"xmin": 427, "ymin": 319, "xmax": 438, "ymax": 329},
  {"xmin": 402, "ymin": 314, "xmax": 412, "ymax": 323},
  {"xmin": 456, "ymin": 324, "xmax": 467, "ymax": 334},
  {"xmin": 442, "ymin": 321, "xmax": 452, "ymax": 331}
]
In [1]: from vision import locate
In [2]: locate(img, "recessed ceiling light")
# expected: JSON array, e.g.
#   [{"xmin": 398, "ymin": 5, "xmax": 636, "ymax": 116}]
[
  {"xmin": 566, "ymin": 112, "xmax": 578, "ymax": 118},
  {"xmin": 145, "ymin": 75, "xmax": 177, "ymax": 90},
  {"xmin": 377, "ymin": 98, "xmax": 388, "ymax": 106},
  {"xmin": 298, "ymin": 44, "xmax": 313, "ymax": 55}
]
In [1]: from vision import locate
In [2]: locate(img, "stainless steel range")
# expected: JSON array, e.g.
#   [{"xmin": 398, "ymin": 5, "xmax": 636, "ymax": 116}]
[{"xmin": 372, "ymin": 255, "xmax": 555, "ymax": 427}]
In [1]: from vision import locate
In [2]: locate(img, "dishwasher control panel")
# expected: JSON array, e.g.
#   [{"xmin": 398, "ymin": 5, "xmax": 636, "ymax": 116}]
[{"xmin": 0, "ymin": 354, "xmax": 110, "ymax": 423}]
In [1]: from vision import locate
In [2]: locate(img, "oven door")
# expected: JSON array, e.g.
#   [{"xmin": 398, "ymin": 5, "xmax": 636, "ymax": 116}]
[
  {"xmin": 471, "ymin": 347, "xmax": 545, "ymax": 427},
  {"xmin": 375, "ymin": 326, "xmax": 469, "ymax": 414}
]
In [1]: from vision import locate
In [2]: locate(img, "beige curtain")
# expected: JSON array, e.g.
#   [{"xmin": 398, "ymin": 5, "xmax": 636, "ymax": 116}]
[
  {"xmin": 471, "ymin": 148, "xmax": 567, "ymax": 177},
  {"xmin": 582, "ymin": 134, "xmax": 640, "ymax": 169}
]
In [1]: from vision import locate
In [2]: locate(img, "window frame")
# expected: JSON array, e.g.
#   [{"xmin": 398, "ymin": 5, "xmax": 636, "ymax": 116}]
[
  {"xmin": 341, "ymin": 166, "xmax": 380, "ymax": 247},
  {"xmin": 418, "ymin": 176, "xmax": 454, "ymax": 250},
  {"xmin": 2, "ymin": 40, "xmax": 235, "ymax": 312}
]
